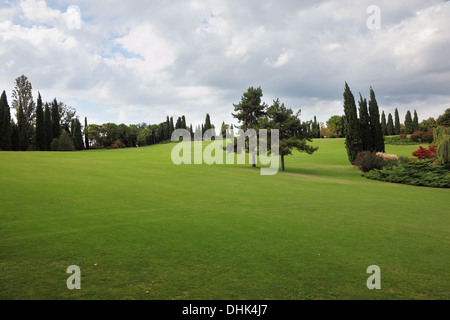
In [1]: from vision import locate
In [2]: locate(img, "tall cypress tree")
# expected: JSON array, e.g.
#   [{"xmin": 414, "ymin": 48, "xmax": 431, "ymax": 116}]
[
  {"xmin": 11, "ymin": 121, "xmax": 20, "ymax": 151},
  {"xmin": 368, "ymin": 87, "xmax": 385, "ymax": 152},
  {"xmin": 35, "ymin": 93, "xmax": 45, "ymax": 151},
  {"xmin": 44, "ymin": 103, "xmax": 52, "ymax": 151},
  {"xmin": 73, "ymin": 118, "xmax": 84, "ymax": 150},
  {"xmin": 165, "ymin": 116, "xmax": 170, "ymax": 140},
  {"xmin": 387, "ymin": 113, "xmax": 394, "ymax": 136},
  {"xmin": 405, "ymin": 110, "xmax": 413, "ymax": 134},
  {"xmin": 204, "ymin": 113, "xmax": 213, "ymax": 140},
  {"xmin": 0, "ymin": 91, "xmax": 4, "ymax": 148},
  {"xmin": 17, "ymin": 102, "xmax": 29, "ymax": 151},
  {"xmin": 313, "ymin": 116, "xmax": 320, "ymax": 138},
  {"xmin": 84, "ymin": 117, "xmax": 89, "ymax": 149},
  {"xmin": 175, "ymin": 117, "xmax": 182, "ymax": 129},
  {"xmin": 205, "ymin": 113, "xmax": 212, "ymax": 131},
  {"xmin": 181, "ymin": 115, "xmax": 186, "ymax": 129},
  {"xmin": 0, "ymin": 91, "xmax": 12, "ymax": 150},
  {"xmin": 343, "ymin": 83, "xmax": 362, "ymax": 163},
  {"xmin": 381, "ymin": 111, "xmax": 387, "ymax": 136},
  {"xmin": 70, "ymin": 118, "xmax": 76, "ymax": 137},
  {"xmin": 394, "ymin": 108, "xmax": 401, "ymax": 135},
  {"xmin": 51, "ymin": 98, "xmax": 61, "ymax": 140},
  {"xmin": 413, "ymin": 110, "xmax": 419, "ymax": 132},
  {"xmin": 358, "ymin": 93, "xmax": 371, "ymax": 151}
]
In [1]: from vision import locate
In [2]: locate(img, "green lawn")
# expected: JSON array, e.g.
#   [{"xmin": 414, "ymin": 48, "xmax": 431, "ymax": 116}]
[{"xmin": 0, "ymin": 138, "xmax": 449, "ymax": 300}]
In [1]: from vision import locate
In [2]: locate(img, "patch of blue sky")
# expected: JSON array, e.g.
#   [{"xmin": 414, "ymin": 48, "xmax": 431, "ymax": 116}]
[
  {"xmin": 200, "ymin": 11, "xmax": 216, "ymax": 30},
  {"xmin": 106, "ymin": 43, "xmax": 144, "ymax": 60}
]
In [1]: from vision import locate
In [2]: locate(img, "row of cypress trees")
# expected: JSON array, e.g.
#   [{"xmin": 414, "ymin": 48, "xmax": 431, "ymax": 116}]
[
  {"xmin": 159, "ymin": 113, "xmax": 214, "ymax": 142},
  {"xmin": 0, "ymin": 90, "xmax": 83, "ymax": 151},
  {"xmin": 380, "ymin": 109, "xmax": 420, "ymax": 136},
  {"xmin": 311, "ymin": 116, "xmax": 321, "ymax": 139},
  {"xmin": 343, "ymin": 83, "xmax": 385, "ymax": 163}
]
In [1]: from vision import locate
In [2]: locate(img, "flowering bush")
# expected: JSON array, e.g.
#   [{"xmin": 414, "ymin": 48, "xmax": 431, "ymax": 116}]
[
  {"xmin": 412, "ymin": 146, "xmax": 437, "ymax": 160},
  {"xmin": 376, "ymin": 152, "xmax": 399, "ymax": 162}
]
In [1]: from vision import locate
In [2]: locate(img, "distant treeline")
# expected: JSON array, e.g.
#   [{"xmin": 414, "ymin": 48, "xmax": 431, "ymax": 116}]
[
  {"xmin": 0, "ymin": 75, "xmax": 238, "ymax": 150},
  {"xmin": 4, "ymin": 75, "xmax": 446, "ymax": 153},
  {"xmin": 0, "ymin": 75, "xmax": 324, "ymax": 151},
  {"xmin": 84, "ymin": 113, "xmax": 220, "ymax": 149},
  {"xmin": 0, "ymin": 76, "xmax": 84, "ymax": 152}
]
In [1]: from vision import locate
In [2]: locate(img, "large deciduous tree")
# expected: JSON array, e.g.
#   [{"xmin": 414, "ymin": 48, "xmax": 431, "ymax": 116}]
[
  {"xmin": 326, "ymin": 115, "xmax": 344, "ymax": 138},
  {"xmin": 436, "ymin": 108, "xmax": 450, "ymax": 127},
  {"xmin": 12, "ymin": 75, "xmax": 35, "ymax": 148},
  {"xmin": 419, "ymin": 117, "xmax": 437, "ymax": 132},
  {"xmin": 59, "ymin": 102, "xmax": 77, "ymax": 133}
]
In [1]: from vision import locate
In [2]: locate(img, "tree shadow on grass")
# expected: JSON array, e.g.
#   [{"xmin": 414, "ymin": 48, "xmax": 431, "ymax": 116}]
[{"xmin": 236, "ymin": 162, "xmax": 361, "ymax": 182}]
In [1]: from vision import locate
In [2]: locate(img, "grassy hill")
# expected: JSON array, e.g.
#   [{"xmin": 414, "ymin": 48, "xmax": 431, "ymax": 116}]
[{"xmin": 0, "ymin": 138, "xmax": 448, "ymax": 299}]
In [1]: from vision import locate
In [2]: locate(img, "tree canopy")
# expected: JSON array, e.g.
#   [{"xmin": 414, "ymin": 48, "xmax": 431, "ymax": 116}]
[{"xmin": 260, "ymin": 99, "xmax": 317, "ymax": 171}]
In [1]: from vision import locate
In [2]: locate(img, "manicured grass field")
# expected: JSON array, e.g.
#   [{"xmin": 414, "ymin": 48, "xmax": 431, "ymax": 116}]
[{"xmin": 0, "ymin": 139, "xmax": 449, "ymax": 299}]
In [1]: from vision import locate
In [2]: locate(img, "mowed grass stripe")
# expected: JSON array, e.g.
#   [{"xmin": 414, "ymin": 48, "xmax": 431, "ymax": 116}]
[{"xmin": 0, "ymin": 139, "xmax": 448, "ymax": 299}]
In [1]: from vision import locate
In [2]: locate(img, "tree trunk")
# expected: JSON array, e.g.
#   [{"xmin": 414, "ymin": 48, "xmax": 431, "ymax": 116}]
[
  {"xmin": 252, "ymin": 153, "xmax": 256, "ymax": 167},
  {"xmin": 281, "ymin": 155, "xmax": 285, "ymax": 171}
]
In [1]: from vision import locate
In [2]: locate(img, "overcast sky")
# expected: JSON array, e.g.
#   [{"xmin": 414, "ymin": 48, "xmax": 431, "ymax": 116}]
[{"xmin": 1, "ymin": 0, "xmax": 449, "ymax": 129}]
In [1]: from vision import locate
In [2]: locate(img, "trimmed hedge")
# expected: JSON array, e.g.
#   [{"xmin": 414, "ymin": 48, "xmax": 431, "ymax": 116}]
[
  {"xmin": 384, "ymin": 135, "xmax": 417, "ymax": 145},
  {"xmin": 410, "ymin": 130, "xmax": 434, "ymax": 143}
]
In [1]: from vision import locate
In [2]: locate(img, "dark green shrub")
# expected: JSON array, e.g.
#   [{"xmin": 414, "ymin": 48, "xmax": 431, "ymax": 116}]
[
  {"xmin": 50, "ymin": 131, "xmax": 75, "ymax": 151},
  {"xmin": 398, "ymin": 156, "xmax": 412, "ymax": 164},
  {"xmin": 365, "ymin": 161, "xmax": 450, "ymax": 188},
  {"xmin": 410, "ymin": 131, "xmax": 433, "ymax": 143}
]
